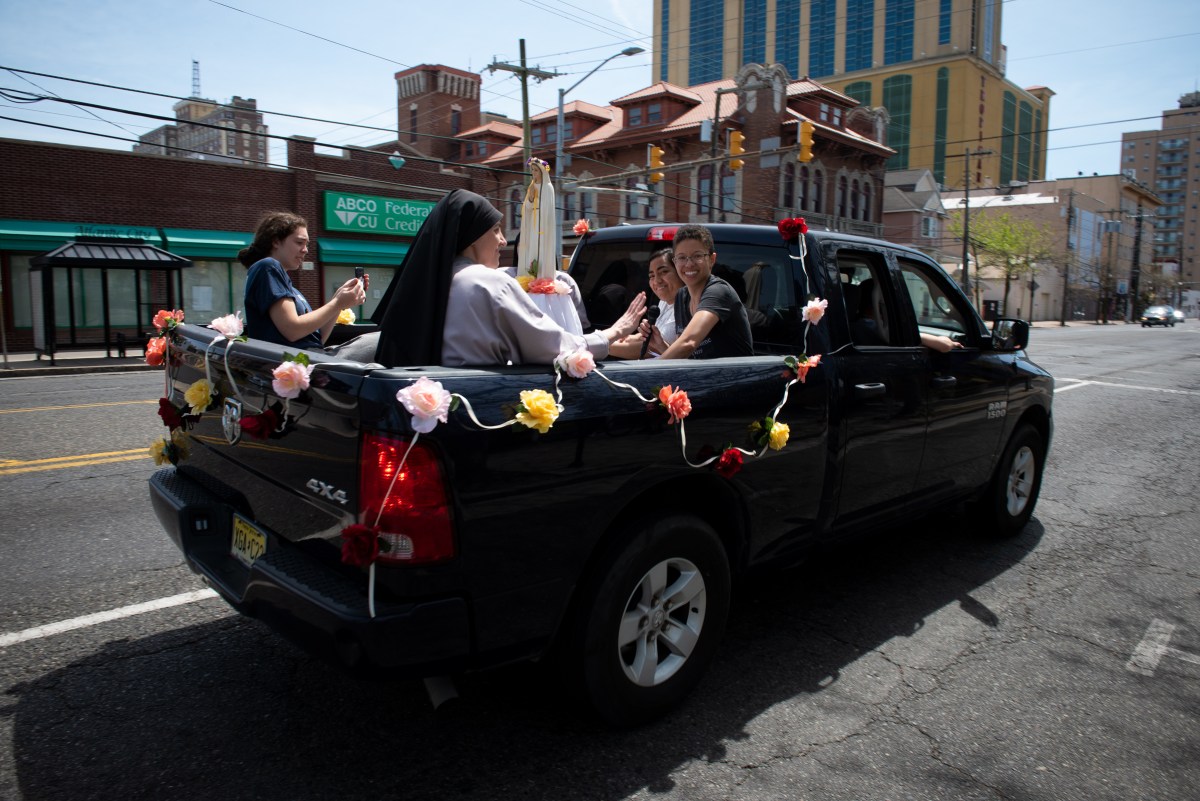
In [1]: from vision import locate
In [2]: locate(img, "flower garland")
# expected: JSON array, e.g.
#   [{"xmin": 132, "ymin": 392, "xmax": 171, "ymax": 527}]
[
  {"xmin": 148, "ymin": 219, "xmax": 828, "ymax": 618},
  {"xmin": 573, "ymin": 218, "xmax": 594, "ymax": 237}
]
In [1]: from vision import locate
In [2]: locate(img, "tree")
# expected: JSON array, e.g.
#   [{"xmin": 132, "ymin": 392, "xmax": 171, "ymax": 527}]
[{"xmin": 949, "ymin": 211, "xmax": 1056, "ymax": 316}]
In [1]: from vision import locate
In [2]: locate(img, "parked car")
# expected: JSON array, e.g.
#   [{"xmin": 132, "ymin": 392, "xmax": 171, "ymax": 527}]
[
  {"xmin": 1172, "ymin": 309, "xmax": 1185, "ymax": 324},
  {"xmin": 1141, "ymin": 305, "xmax": 1176, "ymax": 327}
]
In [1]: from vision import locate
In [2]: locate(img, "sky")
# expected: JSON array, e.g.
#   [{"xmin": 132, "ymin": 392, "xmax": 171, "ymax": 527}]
[{"xmin": 0, "ymin": 0, "xmax": 1198, "ymax": 181}]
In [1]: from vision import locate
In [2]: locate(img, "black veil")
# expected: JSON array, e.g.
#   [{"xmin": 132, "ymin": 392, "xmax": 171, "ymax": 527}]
[{"xmin": 371, "ymin": 189, "xmax": 503, "ymax": 366}]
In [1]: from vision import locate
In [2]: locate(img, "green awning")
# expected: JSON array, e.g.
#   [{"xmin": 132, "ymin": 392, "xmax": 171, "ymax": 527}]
[
  {"xmin": 161, "ymin": 228, "xmax": 252, "ymax": 260},
  {"xmin": 0, "ymin": 219, "xmax": 163, "ymax": 251},
  {"xmin": 319, "ymin": 238, "xmax": 409, "ymax": 265}
]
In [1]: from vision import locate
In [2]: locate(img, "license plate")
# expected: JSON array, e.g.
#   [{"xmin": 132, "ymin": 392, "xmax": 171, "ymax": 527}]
[{"xmin": 231, "ymin": 514, "xmax": 266, "ymax": 567}]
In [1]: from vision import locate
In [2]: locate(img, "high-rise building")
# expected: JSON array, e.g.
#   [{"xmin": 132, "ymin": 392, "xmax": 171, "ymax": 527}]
[
  {"xmin": 134, "ymin": 96, "xmax": 268, "ymax": 166},
  {"xmin": 1121, "ymin": 92, "xmax": 1200, "ymax": 311},
  {"xmin": 652, "ymin": 0, "xmax": 1051, "ymax": 188}
]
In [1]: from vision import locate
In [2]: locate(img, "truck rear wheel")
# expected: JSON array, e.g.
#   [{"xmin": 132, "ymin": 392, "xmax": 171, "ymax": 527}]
[
  {"xmin": 974, "ymin": 423, "xmax": 1045, "ymax": 537},
  {"xmin": 570, "ymin": 515, "xmax": 731, "ymax": 727}
]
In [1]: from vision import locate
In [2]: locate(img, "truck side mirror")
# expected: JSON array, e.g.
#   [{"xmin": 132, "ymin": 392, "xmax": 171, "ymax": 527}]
[{"xmin": 991, "ymin": 318, "xmax": 1030, "ymax": 351}]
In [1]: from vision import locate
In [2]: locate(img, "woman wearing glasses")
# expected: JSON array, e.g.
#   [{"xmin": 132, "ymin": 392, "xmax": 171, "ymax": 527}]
[{"xmin": 649, "ymin": 224, "xmax": 752, "ymax": 359}]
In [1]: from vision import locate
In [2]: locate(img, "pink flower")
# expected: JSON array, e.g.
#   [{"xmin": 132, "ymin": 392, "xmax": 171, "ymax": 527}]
[
  {"xmin": 658, "ymin": 385, "xmax": 692, "ymax": 424},
  {"xmin": 145, "ymin": 336, "xmax": 167, "ymax": 366},
  {"xmin": 396, "ymin": 377, "xmax": 452, "ymax": 433},
  {"xmin": 573, "ymin": 218, "xmax": 592, "ymax": 236},
  {"xmin": 272, "ymin": 360, "xmax": 313, "ymax": 399},
  {"xmin": 714, "ymin": 448, "xmax": 743, "ymax": 478},
  {"xmin": 556, "ymin": 348, "xmax": 595, "ymax": 379},
  {"xmin": 777, "ymin": 217, "xmax": 808, "ymax": 242},
  {"xmin": 802, "ymin": 298, "xmax": 828, "ymax": 325},
  {"xmin": 152, "ymin": 308, "xmax": 184, "ymax": 333},
  {"xmin": 208, "ymin": 311, "xmax": 244, "ymax": 339}
]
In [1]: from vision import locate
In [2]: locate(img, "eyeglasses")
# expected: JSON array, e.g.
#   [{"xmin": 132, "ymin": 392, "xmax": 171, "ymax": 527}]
[{"xmin": 672, "ymin": 252, "xmax": 710, "ymax": 266}]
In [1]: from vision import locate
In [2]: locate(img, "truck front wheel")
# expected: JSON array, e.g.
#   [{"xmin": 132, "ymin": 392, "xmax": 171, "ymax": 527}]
[
  {"xmin": 571, "ymin": 515, "xmax": 731, "ymax": 727},
  {"xmin": 973, "ymin": 423, "xmax": 1045, "ymax": 537}
]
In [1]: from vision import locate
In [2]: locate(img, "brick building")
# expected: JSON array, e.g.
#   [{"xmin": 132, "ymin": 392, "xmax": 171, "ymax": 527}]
[
  {"xmin": 459, "ymin": 62, "xmax": 892, "ymax": 240},
  {"xmin": 1, "ymin": 62, "xmax": 892, "ymax": 354},
  {"xmin": 0, "ymin": 134, "xmax": 483, "ymax": 353}
]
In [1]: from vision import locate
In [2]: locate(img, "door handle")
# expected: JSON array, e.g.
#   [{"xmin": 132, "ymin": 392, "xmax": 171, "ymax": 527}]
[
  {"xmin": 854, "ymin": 382, "xmax": 886, "ymax": 399},
  {"xmin": 931, "ymin": 376, "xmax": 957, "ymax": 390}
]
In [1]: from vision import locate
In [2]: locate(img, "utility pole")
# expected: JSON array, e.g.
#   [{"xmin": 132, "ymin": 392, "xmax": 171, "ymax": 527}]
[
  {"xmin": 487, "ymin": 40, "xmax": 559, "ymax": 182},
  {"xmin": 1128, "ymin": 203, "xmax": 1149, "ymax": 321},
  {"xmin": 1059, "ymin": 189, "xmax": 1074, "ymax": 326}
]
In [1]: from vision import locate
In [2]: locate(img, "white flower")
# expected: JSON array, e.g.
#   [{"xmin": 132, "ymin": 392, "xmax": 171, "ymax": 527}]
[
  {"xmin": 208, "ymin": 311, "xmax": 244, "ymax": 339},
  {"xmin": 272, "ymin": 360, "xmax": 313, "ymax": 399},
  {"xmin": 555, "ymin": 348, "xmax": 595, "ymax": 379},
  {"xmin": 396, "ymin": 377, "xmax": 452, "ymax": 433}
]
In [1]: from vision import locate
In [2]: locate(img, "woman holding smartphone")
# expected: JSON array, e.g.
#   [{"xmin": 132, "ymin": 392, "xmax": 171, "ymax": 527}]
[{"xmin": 240, "ymin": 211, "xmax": 367, "ymax": 349}]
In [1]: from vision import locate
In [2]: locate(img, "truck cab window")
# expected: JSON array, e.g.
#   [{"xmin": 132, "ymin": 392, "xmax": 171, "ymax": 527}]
[
  {"xmin": 837, "ymin": 251, "xmax": 894, "ymax": 347},
  {"xmin": 896, "ymin": 257, "xmax": 971, "ymax": 342}
]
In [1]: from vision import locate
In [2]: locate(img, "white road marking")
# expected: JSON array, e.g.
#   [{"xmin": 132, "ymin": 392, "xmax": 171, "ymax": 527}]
[
  {"xmin": 1126, "ymin": 618, "xmax": 1200, "ymax": 676},
  {"xmin": 1054, "ymin": 379, "xmax": 1199, "ymax": 396},
  {"xmin": 0, "ymin": 588, "xmax": 219, "ymax": 648}
]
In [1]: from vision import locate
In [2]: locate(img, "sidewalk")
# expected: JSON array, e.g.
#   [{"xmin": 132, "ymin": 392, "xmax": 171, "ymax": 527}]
[{"xmin": 0, "ymin": 348, "xmax": 159, "ymax": 378}]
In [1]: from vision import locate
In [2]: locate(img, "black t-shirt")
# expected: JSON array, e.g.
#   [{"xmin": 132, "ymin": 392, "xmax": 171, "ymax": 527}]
[{"xmin": 674, "ymin": 275, "xmax": 753, "ymax": 359}]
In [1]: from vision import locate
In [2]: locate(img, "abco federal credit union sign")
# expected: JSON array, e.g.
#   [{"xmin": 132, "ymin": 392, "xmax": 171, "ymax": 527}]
[{"xmin": 323, "ymin": 191, "xmax": 434, "ymax": 235}]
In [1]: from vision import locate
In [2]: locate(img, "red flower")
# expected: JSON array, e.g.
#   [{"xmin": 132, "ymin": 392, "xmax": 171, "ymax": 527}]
[
  {"xmin": 714, "ymin": 448, "xmax": 743, "ymax": 478},
  {"xmin": 239, "ymin": 408, "xmax": 280, "ymax": 440},
  {"xmin": 777, "ymin": 217, "xmax": 808, "ymax": 242},
  {"xmin": 157, "ymin": 397, "xmax": 185, "ymax": 430},
  {"xmin": 145, "ymin": 336, "xmax": 167, "ymax": 366},
  {"xmin": 340, "ymin": 524, "xmax": 381, "ymax": 567}
]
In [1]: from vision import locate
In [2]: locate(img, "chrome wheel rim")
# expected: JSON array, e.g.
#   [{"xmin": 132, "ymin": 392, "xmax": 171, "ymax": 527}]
[
  {"xmin": 617, "ymin": 557, "xmax": 707, "ymax": 687},
  {"xmin": 1005, "ymin": 445, "xmax": 1035, "ymax": 517}
]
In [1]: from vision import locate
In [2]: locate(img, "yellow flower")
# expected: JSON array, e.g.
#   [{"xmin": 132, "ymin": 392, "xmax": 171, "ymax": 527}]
[
  {"xmin": 171, "ymin": 429, "xmax": 191, "ymax": 461},
  {"xmin": 515, "ymin": 274, "xmax": 534, "ymax": 291},
  {"xmin": 768, "ymin": 421, "xmax": 790, "ymax": 451},
  {"xmin": 149, "ymin": 437, "xmax": 169, "ymax": 465},
  {"xmin": 184, "ymin": 379, "xmax": 213, "ymax": 415},
  {"xmin": 515, "ymin": 389, "xmax": 560, "ymax": 434},
  {"xmin": 336, "ymin": 308, "xmax": 356, "ymax": 325}
]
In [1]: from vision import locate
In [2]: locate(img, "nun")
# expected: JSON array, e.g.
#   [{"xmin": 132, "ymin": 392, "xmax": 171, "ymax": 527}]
[{"xmin": 370, "ymin": 189, "xmax": 644, "ymax": 367}]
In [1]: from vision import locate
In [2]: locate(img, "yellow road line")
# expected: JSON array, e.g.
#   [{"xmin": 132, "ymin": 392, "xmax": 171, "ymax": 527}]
[
  {"xmin": 0, "ymin": 400, "xmax": 157, "ymax": 414},
  {"xmin": 0, "ymin": 449, "xmax": 149, "ymax": 476}
]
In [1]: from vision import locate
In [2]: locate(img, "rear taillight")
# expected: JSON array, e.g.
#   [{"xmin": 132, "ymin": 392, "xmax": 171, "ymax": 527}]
[{"xmin": 359, "ymin": 433, "xmax": 454, "ymax": 565}]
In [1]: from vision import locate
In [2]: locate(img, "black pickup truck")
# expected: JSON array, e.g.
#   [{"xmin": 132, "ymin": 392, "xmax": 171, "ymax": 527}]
[{"xmin": 149, "ymin": 223, "xmax": 1053, "ymax": 726}]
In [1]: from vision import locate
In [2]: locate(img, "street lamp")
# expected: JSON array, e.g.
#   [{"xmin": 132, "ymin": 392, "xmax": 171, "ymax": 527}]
[
  {"xmin": 960, "ymin": 147, "xmax": 993, "ymax": 304},
  {"xmin": 554, "ymin": 46, "xmax": 644, "ymax": 259}
]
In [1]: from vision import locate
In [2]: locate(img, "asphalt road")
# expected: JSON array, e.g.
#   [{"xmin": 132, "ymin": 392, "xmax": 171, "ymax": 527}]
[{"xmin": 1, "ymin": 324, "xmax": 1197, "ymax": 801}]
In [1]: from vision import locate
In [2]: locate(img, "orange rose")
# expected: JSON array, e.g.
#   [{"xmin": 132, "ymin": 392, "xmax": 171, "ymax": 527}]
[
  {"xmin": 145, "ymin": 336, "xmax": 167, "ymax": 366},
  {"xmin": 658, "ymin": 385, "xmax": 692, "ymax": 424}
]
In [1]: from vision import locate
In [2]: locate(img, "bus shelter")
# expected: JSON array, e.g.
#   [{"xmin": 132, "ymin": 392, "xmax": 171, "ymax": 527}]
[{"xmin": 30, "ymin": 237, "xmax": 192, "ymax": 364}]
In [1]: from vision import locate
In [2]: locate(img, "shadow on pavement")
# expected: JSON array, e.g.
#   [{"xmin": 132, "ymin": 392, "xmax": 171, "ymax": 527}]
[{"xmin": 7, "ymin": 516, "xmax": 1044, "ymax": 801}]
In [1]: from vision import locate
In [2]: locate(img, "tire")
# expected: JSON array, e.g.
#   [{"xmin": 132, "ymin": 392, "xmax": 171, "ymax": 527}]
[
  {"xmin": 974, "ymin": 424, "xmax": 1045, "ymax": 537},
  {"xmin": 566, "ymin": 515, "xmax": 731, "ymax": 727}
]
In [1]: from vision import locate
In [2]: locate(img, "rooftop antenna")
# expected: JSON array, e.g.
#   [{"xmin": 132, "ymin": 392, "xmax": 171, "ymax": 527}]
[{"xmin": 192, "ymin": 60, "xmax": 201, "ymax": 98}]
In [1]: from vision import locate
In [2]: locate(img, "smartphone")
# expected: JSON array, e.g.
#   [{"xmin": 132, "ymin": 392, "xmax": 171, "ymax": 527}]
[{"xmin": 354, "ymin": 266, "xmax": 365, "ymax": 279}]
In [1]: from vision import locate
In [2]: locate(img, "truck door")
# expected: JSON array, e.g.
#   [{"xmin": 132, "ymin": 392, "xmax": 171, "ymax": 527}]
[
  {"xmin": 893, "ymin": 255, "xmax": 1009, "ymax": 499},
  {"xmin": 833, "ymin": 247, "xmax": 929, "ymax": 525}
]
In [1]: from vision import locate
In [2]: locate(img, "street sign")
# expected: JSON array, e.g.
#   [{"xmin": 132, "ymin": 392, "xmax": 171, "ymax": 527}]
[{"xmin": 323, "ymin": 191, "xmax": 434, "ymax": 235}]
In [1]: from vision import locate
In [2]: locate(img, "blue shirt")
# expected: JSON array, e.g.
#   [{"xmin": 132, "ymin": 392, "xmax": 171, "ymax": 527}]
[{"xmin": 244, "ymin": 257, "xmax": 322, "ymax": 349}]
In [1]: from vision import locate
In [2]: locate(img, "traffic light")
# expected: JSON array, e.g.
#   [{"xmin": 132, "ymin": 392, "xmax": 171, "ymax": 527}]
[
  {"xmin": 647, "ymin": 144, "xmax": 665, "ymax": 184},
  {"xmin": 798, "ymin": 120, "xmax": 815, "ymax": 163},
  {"xmin": 727, "ymin": 129, "xmax": 745, "ymax": 171}
]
